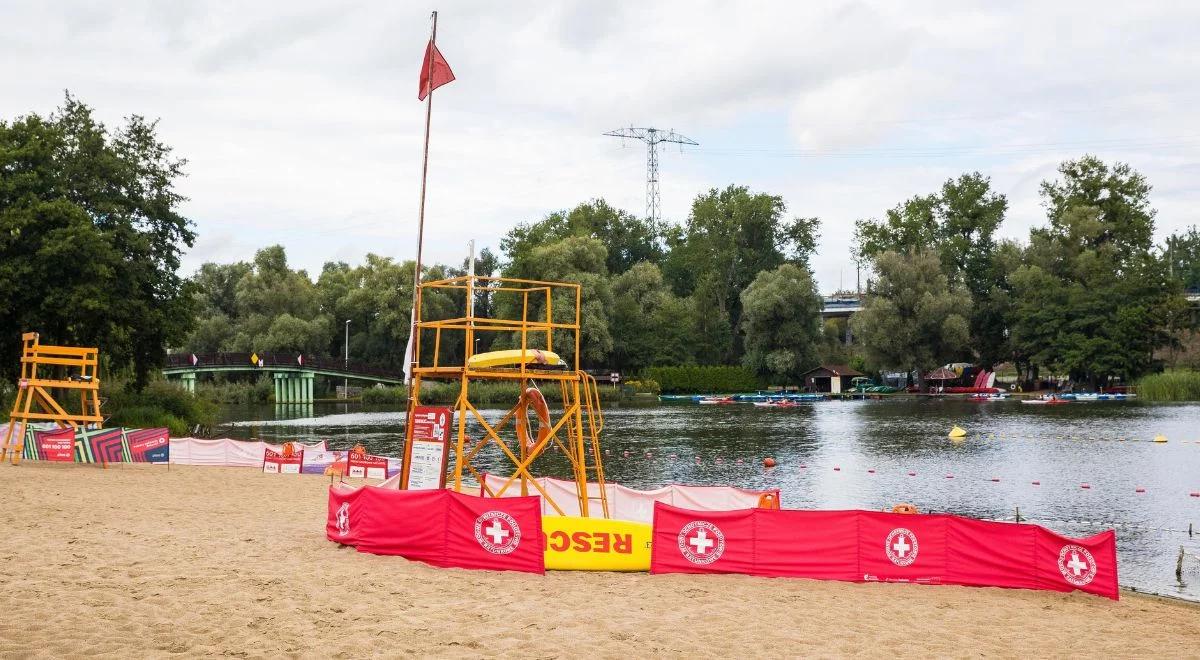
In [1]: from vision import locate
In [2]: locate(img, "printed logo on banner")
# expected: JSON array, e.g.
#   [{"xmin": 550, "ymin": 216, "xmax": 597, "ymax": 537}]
[
  {"xmin": 474, "ymin": 510, "xmax": 521, "ymax": 555},
  {"xmin": 336, "ymin": 502, "xmax": 350, "ymax": 537},
  {"xmin": 885, "ymin": 527, "xmax": 919, "ymax": 567},
  {"xmin": 677, "ymin": 520, "xmax": 725, "ymax": 565},
  {"xmin": 1057, "ymin": 544, "xmax": 1097, "ymax": 586}
]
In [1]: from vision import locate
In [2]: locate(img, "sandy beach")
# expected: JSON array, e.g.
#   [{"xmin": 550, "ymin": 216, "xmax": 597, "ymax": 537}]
[{"xmin": 0, "ymin": 463, "xmax": 1197, "ymax": 658}]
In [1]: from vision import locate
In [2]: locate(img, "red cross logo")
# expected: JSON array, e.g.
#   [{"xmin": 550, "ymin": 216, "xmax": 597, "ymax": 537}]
[
  {"xmin": 885, "ymin": 528, "xmax": 919, "ymax": 567},
  {"xmin": 677, "ymin": 520, "xmax": 726, "ymax": 565},
  {"xmin": 1057, "ymin": 544, "xmax": 1097, "ymax": 586},
  {"xmin": 474, "ymin": 510, "xmax": 521, "ymax": 555}
]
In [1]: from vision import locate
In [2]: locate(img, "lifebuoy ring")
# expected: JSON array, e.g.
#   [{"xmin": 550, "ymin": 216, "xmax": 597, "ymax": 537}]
[
  {"xmin": 516, "ymin": 387, "xmax": 551, "ymax": 450},
  {"xmin": 757, "ymin": 492, "xmax": 780, "ymax": 510},
  {"xmin": 281, "ymin": 442, "xmax": 296, "ymax": 459},
  {"xmin": 891, "ymin": 503, "xmax": 919, "ymax": 515}
]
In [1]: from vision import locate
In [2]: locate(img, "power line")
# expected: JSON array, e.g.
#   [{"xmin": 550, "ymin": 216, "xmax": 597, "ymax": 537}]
[{"xmin": 604, "ymin": 127, "xmax": 698, "ymax": 223}]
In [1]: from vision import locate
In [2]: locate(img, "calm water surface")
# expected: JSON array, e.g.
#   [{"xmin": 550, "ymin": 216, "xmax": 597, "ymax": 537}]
[{"xmin": 220, "ymin": 398, "xmax": 1200, "ymax": 600}]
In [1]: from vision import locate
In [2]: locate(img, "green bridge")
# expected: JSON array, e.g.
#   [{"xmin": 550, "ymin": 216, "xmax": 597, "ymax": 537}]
[{"xmin": 162, "ymin": 352, "xmax": 405, "ymax": 403}]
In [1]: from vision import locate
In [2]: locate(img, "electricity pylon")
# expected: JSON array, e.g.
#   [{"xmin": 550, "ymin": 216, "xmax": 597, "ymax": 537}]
[{"xmin": 604, "ymin": 127, "xmax": 698, "ymax": 223}]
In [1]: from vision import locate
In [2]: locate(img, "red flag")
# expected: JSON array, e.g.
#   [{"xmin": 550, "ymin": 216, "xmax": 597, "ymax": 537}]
[{"xmin": 418, "ymin": 40, "xmax": 455, "ymax": 101}]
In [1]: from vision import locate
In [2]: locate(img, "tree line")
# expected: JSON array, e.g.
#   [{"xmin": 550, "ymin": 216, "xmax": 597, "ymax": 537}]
[{"xmin": 2, "ymin": 96, "xmax": 1198, "ymax": 393}]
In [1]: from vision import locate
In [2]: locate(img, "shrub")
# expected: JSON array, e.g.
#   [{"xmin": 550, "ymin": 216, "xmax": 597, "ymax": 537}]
[
  {"xmin": 104, "ymin": 381, "xmax": 218, "ymax": 436},
  {"xmin": 643, "ymin": 365, "xmax": 761, "ymax": 394}
]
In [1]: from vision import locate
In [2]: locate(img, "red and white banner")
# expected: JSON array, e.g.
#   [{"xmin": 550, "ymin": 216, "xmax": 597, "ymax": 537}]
[
  {"xmin": 347, "ymin": 450, "xmax": 389, "ymax": 479},
  {"xmin": 327, "ymin": 485, "xmax": 544, "ymax": 574},
  {"xmin": 403, "ymin": 406, "xmax": 452, "ymax": 490},
  {"xmin": 651, "ymin": 503, "xmax": 1119, "ymax": 600},
  {"xmin": 36, "ymin": 428, "xmax": 75, "ymax": 462},
  {"xmin": 263, "ymin": 448, "xmax": 303, "ymax": 474}
]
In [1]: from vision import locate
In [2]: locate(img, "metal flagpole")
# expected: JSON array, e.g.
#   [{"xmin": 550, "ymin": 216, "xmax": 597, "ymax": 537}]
[{"xmin": 406, "ymin": 10, "xmax": 438, "ymax": 398}]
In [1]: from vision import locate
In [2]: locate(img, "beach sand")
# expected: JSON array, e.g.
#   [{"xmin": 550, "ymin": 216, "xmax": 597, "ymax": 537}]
[{"xmin": 0, "ymin": 463, "xmax": 1197, "ymax": 658}]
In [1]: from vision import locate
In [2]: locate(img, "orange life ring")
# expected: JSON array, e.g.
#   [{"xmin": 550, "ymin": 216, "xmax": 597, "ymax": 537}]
[
  {"xmin": 891, "ymin": 503, "xmax": 919, "ymax": 515},
  {"xmin": 516, "ymin": 387, "xmax": 551, "ymax": 450},
  {"xmin": 757, "ymin": 492, "xmax": 780, "ymax": 509},
  {"xmin": 281, "ymin": 442, "xmax": 296, "ymax": 459}
]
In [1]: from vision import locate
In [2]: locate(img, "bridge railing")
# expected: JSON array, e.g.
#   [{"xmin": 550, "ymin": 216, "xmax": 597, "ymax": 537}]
[{"xmin": 164, "ymin": 352, "xmax": 403, "ymax": 380}]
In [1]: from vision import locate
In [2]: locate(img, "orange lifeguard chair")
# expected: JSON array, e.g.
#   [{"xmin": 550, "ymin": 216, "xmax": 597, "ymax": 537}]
[
  {"xmin": 399, "ymin": 275, "xmax": 609, "ymax": 518},
  {"xmin": 1, "ymin": 332, "xmax": 104, "ymax": 465}
]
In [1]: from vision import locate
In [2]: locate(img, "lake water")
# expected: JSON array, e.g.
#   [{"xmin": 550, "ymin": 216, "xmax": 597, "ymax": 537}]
[{"xmin": 220, "ymin": 398, "xmax": 1200, "ymax": 601}]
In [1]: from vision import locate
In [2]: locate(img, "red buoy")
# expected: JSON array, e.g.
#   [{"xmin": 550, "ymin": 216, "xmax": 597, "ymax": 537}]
[{"xmin": 762, "ymin": 457, "xmax": 777, "ymax": 468}]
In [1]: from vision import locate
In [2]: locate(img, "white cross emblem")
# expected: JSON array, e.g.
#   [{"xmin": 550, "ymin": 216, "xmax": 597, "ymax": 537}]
[
  {"xmin": 474, "ymin": 511, "xmax": 521, "ymax": 555},
  {"xmin": 485, "ymin": 520, "xmax": 510, "ymax": 545},
  {"xmin": 689, "ymin": 529, "xmax": 715, "ymax": 555},
  {"xmin": 885, "ymin": 528, "xmax": 919, "ymax": 566},
  {"xmin": 1057, "ymin": 544, "xmax": 1097, "ymax": 586},
  {"xmin": 677, "ymin": 520, "xmax": 725, "ymax": 565}
]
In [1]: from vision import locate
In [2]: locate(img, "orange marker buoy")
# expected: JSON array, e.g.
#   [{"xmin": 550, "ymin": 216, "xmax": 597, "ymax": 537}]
[
  {"xmin": 763, "ymin": 457, "xmax": 777, "ymax": 468},
  {"xmin": 891, "ymin": 503, "xmax": 919, "ymax": 514}
]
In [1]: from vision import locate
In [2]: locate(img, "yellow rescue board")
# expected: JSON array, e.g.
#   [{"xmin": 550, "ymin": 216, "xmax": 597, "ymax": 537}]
[
  {"xmin": 467, "ymin": 349, "xmax": 562, "ymax": 369},
  {"xmin": 543, "ymin": 515, "xmax": 652, "ymax": 571}
]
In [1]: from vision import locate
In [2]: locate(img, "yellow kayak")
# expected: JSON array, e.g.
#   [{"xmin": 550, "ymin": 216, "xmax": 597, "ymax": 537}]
[
  {"xmin": 543, "ymin": 515, "xmax": 652, "ymax": 571},
  {"xmin": 467, "ymin": 349, "xmax": 562, "ymax": 369}
]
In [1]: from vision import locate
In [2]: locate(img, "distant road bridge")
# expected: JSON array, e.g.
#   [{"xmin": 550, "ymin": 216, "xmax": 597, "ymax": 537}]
[
  {"xmin": 820, "ymin": 296, "xmax": 862, "ymax": 319},
  {"xmin": 163, "ymin": 352, "xmax": 405, "ymax": 403}
]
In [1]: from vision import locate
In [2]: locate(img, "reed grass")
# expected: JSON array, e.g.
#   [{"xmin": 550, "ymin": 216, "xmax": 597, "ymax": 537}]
[{"xmin": 1134, "ymin": 370, "xmax": 1200, "ymax": 402}]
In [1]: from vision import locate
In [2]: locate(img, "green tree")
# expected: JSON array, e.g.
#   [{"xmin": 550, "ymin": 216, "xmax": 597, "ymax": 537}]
[
  {"xmin": 502, "ymin": 199, "xmax": 663, "ymax": 277},
  {"xmin": 854, "ymin": 173, "xmax": 1009, "ymax": 366},
  {"xmin": 1165, "ymin": 226, "xmax": 1200, "ymax": 291},
  {"xmin": 850, "ymin": 250, "xmax": 972, "ymax": 385},
  {"xmin": 493, "ymin": 236, "xmax": 613, "ymax": 367},
  {"xmin": 663, "ymin": 185, "xmax": 820, "ymax": 361},
  {"xmin": 610, "ymin": 262, "xmax": 696, "ymax": 372},
  {"xmin": 1010, "ymin": 159, "xmax": 1183, "ymax": 386},
  {"xmin": 739, "ymin": 264, "xmax": 823, "ymax": 385},
  {"xmin": 0, "ymin": 94, "xmax": 196, "ymax": 388}
]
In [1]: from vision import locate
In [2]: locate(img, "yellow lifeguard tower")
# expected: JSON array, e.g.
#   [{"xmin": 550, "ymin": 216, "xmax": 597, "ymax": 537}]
[
  {"xmin": 1, "ymin": 332, "xmax": 104, "ymax": 465},
  {"xmin": 399, "ymin": 275, "xmax": 609, "ymax": 518}
]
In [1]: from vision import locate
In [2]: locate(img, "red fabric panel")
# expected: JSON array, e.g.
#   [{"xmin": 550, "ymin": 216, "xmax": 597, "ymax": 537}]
[
  {"xmin": 650, "ymin": 503, "xmax": 755, "ymax": 575},
  {"xmin": 858, "ymin": 512, "xmax": 948, "ymax": 584},
  {"xmin": 753, "ymin": 509, "xmax": 858, "ymax": 581},
  {"xmin": 945, "ymin": 517, "xmax": 1039, "ymax": 591},
  {"xmin": 347, "ymin": 487, "xmax": 448, "ymax": 566},
  {"xmin": 326, "ymin": 485, "xmax": 365, "ymax": 546},
  {"xmin": 444, "ymin": 491, "xmax": 545, "ymax": 574},
  {"xmin": 1033, "ymin": 528, "xmax": 1119, "ymax": 600}
]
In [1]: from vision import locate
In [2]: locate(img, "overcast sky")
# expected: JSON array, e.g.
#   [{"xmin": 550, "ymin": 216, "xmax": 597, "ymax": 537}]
[{"xmin": 4, "ymin": 1, "xmax": 1199, "ymax": 292}]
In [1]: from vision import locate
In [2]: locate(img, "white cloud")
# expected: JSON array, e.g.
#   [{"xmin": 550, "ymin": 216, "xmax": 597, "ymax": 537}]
[{"xmin": 2, "ymin": 0, "xmax": 1198, "ymax": 293}]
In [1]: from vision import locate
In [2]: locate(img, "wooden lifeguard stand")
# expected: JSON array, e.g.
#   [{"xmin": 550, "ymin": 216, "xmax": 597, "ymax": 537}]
[
  {"xmin": 1, "ymin": 333, "xmax": 103, "ymax": 465},
  {"xmin": 399, "ymin": 275, "xmax": 609, "ymax": 518}
]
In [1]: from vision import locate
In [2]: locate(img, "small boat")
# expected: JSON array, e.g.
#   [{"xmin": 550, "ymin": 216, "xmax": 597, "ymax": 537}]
[
  {"xmin": 1021, "ymin": 395, "xmax": 1070, "ymax": 406},
  {"xmin": 697, "ymin": 396, "xmax": 736, "ymax": 405},
  {"xmin": 753, "ymin": 400, "xmax": 804, "ymax": 408},
  {"xmin": 1064, "ymin": 392, "xmax": 1136, "ymax": 401},
  {"xmin": 967, "ymin": 393, "xmax": 1009, "ymax": 401},
  {"xmin": 466, "ymin": 349, "xmax": 562, "ymax": 369}
]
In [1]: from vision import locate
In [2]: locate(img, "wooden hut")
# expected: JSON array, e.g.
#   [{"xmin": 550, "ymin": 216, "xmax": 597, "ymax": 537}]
[{"xmin": 801, "ymin": 364, "xmax": 865, "ymax": 394}]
